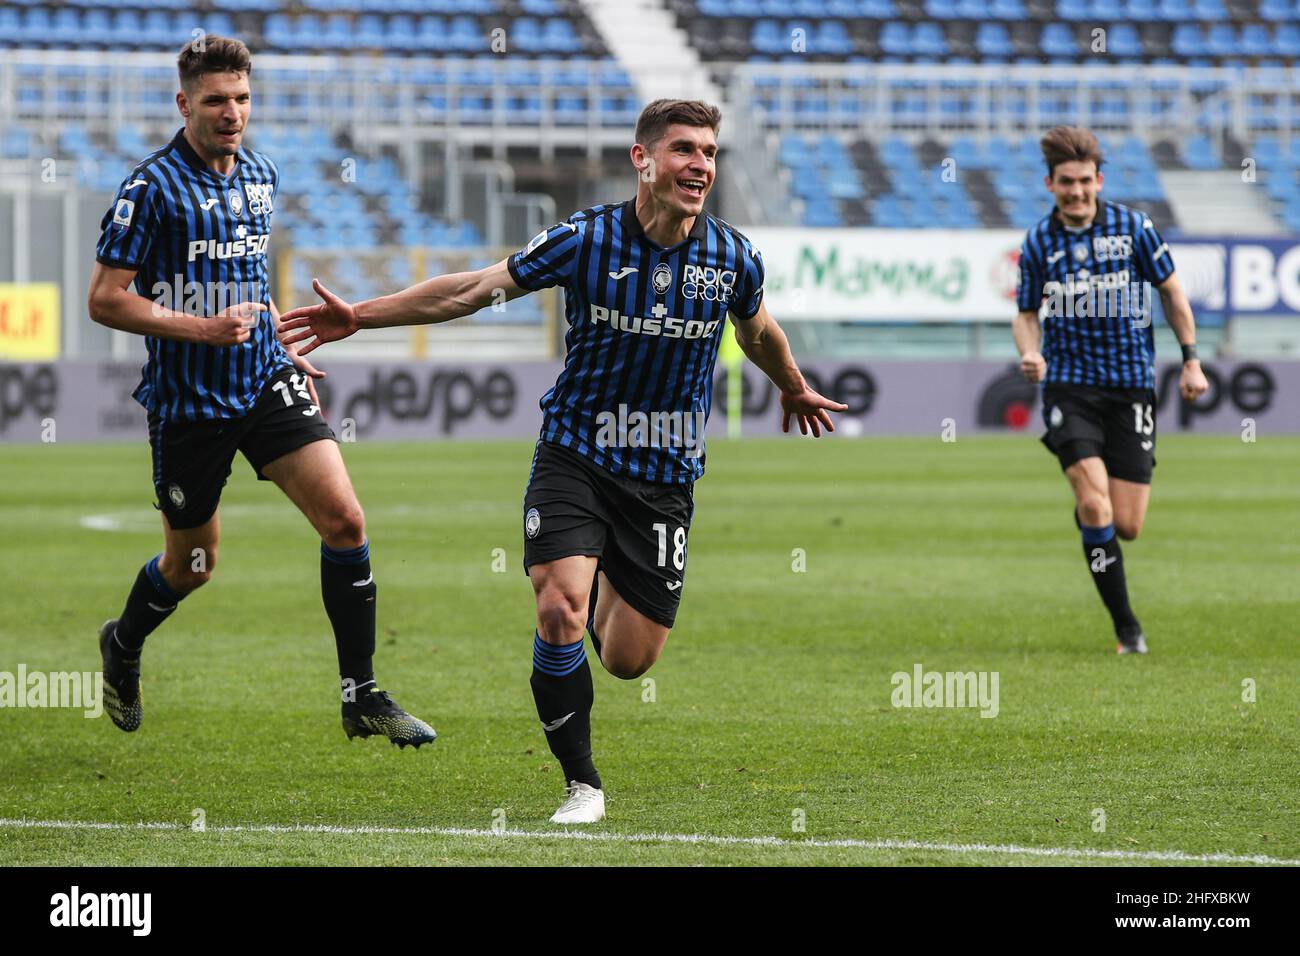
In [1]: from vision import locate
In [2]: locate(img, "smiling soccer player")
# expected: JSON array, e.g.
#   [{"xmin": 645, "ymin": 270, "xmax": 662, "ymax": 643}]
[
  {"xmin": 89, "ymin": 37, "xmax": 435, "ymax": 746},
  {"xmin": 1013, "ymin": 126, "xmax": 1209, "ymax": 655},
  {"xmin": 280, "ymin": 99, "xmax": 846, "ymax": 822}
]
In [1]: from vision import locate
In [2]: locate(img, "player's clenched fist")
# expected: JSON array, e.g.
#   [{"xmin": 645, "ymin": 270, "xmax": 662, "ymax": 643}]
[
  {"xmin": 203, "ymin": 301, "xmax": 266, "ymax": 346},
  {"xmin": 1020, "ymin": 350, "xmax": 1046, "ymax": 383}
]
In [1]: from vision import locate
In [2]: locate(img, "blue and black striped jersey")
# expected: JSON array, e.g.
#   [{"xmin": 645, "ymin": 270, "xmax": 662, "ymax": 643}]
[
  {"xmin": 1016, "ymin": 200, "xmax": 1175, "ymax": 390},
  {"xmin": 95, "ymin": 128, "xmax": 289, "ymax": 421},
  {"xmin": 508, "ymin": 200, "xmax": 765, "ymax": 484}
]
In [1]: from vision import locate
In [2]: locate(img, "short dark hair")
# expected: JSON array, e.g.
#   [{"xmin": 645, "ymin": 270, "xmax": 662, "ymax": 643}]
[
  {"xmin": 1040, "ymin": 125, "xmax": 1104, "ymax": 177},
  {"xmin": 634, "ymin": 99, "xmax": 722, "ymax": 150},
  {"xmin": 177, "ymin": 35, "xmax": 252, "ymax": 92}
]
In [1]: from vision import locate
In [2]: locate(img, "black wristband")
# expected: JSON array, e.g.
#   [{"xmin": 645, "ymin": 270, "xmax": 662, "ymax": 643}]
[{"xmin": 1181, "ymin": 343, "xmax": 1199, "ymax": 362}]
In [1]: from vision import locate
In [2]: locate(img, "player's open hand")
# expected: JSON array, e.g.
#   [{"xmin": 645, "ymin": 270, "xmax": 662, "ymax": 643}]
[
  {"xmin": 1020, "ymin": 350, "xmax": 1047, "ymax": 383},
  {"xmin": 205, "ymin": 302, "xmax": 266, "ymax": 347},
  {"xmin": 277, "ymin": 279, "xmax": 359, "ymax": 356},
  {"xmin": 780, "ymin": 387, "xmax": 849, "ymax": 437},
  {"xmin": 1180, "ymin": 359, "xmax": 1209, "ymax": 401},
  {"xmin": 279, "ymin": 332, "xmax": 326, "ymax": 380}
]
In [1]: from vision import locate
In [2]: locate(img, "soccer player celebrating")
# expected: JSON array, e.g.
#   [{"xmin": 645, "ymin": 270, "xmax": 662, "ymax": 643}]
[
  {"xmin": 280, "ymin": 99, "xmax": 846, "ymax": 822},
  {"xmin": 1013, "ymin": 126, "xmax": 1209, "ymax": 654},
  {"xmin": 88, "ymin": 37, "xmax": 435, "ymax": 746}
]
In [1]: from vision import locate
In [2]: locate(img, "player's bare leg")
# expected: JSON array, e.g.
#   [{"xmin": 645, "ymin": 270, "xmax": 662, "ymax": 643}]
[
  {"xmin": 1109, "ymin": 477, "xmax": 1151, "ymax": 541},
  {"xmin": 529, "ymin": 555, "xmax": 606, "ymax": 822},
  {"xmin": 1065, "ymin": 457, "xmax": 1146, "ymax": 653},
  {"xmin": 100, "ymin": 511, "xmax": 219, "ymax": 732},
  {"xmin": 591, "ymin": 571, "xmax": 669, "ymax": 680},
  {"xmin": 263, "ymin": 438, "xmax": 435, "ymax": 748}
]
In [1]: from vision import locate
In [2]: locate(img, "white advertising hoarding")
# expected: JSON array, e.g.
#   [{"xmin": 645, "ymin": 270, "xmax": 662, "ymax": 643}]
[{"xmin": 744, "ymin": 228, "xmax": 1025, "ymax": 321}]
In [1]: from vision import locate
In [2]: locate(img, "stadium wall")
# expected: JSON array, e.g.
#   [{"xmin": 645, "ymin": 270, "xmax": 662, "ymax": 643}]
[{"xmin": 1, "ymin": 359, "xmax": 1293, "ymax": 442}]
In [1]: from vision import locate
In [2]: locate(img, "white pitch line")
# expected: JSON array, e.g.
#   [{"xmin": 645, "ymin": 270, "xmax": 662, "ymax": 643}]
[{"xmin": 1, "ymin": 818, "xmax": 1295, "ymax": 865}]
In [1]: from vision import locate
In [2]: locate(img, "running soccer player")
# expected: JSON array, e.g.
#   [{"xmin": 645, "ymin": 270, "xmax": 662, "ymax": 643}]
[
  {"xmin": 280, "ymin": 99, "xmax": 846, "ymax": 822},
  {"xmin": 88, "ymin": 37, "xmax": 435, "ymax": 746},
  {"xmin": 1013, "ymin": 126, "xmax": 1209, "ymax": 654}
]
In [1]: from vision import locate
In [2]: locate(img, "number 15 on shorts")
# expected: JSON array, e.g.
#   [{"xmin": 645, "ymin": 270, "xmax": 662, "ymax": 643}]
[{"xmin": 653, "ymin": 522, "xmax": 686, "ymax": 571}]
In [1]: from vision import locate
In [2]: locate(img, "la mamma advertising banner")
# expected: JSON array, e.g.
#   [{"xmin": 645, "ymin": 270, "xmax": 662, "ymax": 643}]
[{"xmin": 743, "ymin": 229, "xmax": 1300, "ymax": 321}]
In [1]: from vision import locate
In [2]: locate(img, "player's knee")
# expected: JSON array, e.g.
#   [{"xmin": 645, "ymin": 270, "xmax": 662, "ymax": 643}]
[
  {"xmin": 162, "ymin": 561, "xmax": 213, "ymax": 590},
  {"xmin": 603, "ymin": 653, "xmax": 652, "ymax": 681},
  {"xmin": 535, "ymin": 590, "xmax": 586, "ymax": 645},
  {"xmin": 1115, "ymin": 517, "xmax": 1143, "ymax": 541},
  {"xmin": 161, "ymin": 552, "xmax": 215, "ymax": 594},
  {"xmin": 320, "ymin": 503, "xmax": 366, "ymax": 549},
  {"xmin": 1077, "ymin": 495, "xmax": 1112, "ymax": 527}
]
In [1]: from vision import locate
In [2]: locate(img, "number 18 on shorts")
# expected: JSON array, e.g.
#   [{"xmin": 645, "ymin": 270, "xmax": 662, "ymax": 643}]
[{"xmin": 522, "ymin": 441, "xmax": 694, "ymax": 629}]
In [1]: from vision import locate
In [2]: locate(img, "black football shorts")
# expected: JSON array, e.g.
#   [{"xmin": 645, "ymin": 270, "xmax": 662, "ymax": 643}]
[
  {"xmin": 1040, "ymin": 383, "xmax": 1156, "ymax": 484},
  {"xmin": 148, "ymin": 366, "xmax": 336, "ymax": 529},
  {"xmin": 522, "ymin": 440, "xmax": 695, "ymax": 629}
]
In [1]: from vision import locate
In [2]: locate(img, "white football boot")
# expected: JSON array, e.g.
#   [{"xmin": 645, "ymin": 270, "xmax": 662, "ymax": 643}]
[{"xmin": 550, "ymin": 781, "xmax": 606, "ymax": 824}]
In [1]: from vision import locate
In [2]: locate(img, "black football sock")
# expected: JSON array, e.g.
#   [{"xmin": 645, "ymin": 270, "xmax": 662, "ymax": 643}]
[
  {"xmin": 114, "ymin": 554, "xmax": 185, "ymax": 652},
  {"xmin": 1081, "ymin": 523, "xmax": 1140, "ymax": 634},
  {"xmin": 530, "ymin": 632, "xmax": 600, "ymax": 789},
  {"xmin": 321, "ymin": 541, "xmax": 376, "ymax": 696}
]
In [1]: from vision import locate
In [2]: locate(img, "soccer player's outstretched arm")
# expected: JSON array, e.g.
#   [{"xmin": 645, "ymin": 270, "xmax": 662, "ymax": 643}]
[
  {"xmin": 277, "ymin": 258, "xmax": 527, "ymax": 356},
  {"xmin": 731, "ymin": 302, "xmax": 848, "ymax": 436},
  {"xmin": 1155, "ymin": 273, "xmax": 1209, "ymax": 400},
  {"xmin": 88, "ymin": 262, "xmax": 265, "ymax": 346}
]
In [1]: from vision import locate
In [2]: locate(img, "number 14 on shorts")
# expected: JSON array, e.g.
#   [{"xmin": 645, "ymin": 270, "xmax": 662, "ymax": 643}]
[{"xmin": 272, "ymin": 373, "xmax": 320, "ymax": 417}]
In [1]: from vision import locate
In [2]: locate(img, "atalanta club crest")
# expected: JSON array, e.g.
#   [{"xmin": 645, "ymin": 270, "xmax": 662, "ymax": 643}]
[
  {"xmin": 168, "ymin": 484, "xmax": 186, "ymax": 509},
  {"xmin": 227, "ymin": 188, "xmax": 243, "ymax": 217},
  {"xmin": 652, "ymin": 263, "xmax": 672, "ymax": 296},
  {"xmin": 525, "ymin": 507, "xmax": 541, "ymax": 538}
]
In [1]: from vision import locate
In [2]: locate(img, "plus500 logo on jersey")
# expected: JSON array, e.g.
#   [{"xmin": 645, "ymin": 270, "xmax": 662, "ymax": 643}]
[
  {"xmin": 681, "ymin": 264, "xmax": 736, "ymax": 302},
  {"xmin": 187, "ymin": 234, "xmax": 269, "ymax": 262},
  {"xmin": 589, "ymin": 305, "xmax": 719, "ymax": 340}
]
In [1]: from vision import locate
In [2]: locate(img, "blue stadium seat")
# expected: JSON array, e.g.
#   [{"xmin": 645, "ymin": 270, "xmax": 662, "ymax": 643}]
[
  {"xmin": 1205, "ymin": 23, "xmax": 1236, "ymax": 56},
  {"xmin": 50, "ymin": 8, "xmax": 81, "ymax": 44},
  {"xmin": 814, "ymin": 21, "xmax": 854, "ymax": 55},
  {"xmin": 1192, "ymin": 0, "xmax": 1228, "ymax": 19},
  {"xmin": 955, "ymin": 0, "xmax": 990, "ymax": 17},
  {"xmin": 879, "ymin": 23, "xmax": 913, "ymax": 56},
  {"xmin": 1108, "ymin": 23, "xmax": 1143, "ymax": 57},
  {"xmin": 1041, "ymin": 23, "xmax": 1078, "ymax": 57},
  {"xmin": 1183, "ymin": 135, "xmax": 1220, "ymax": 170},
  {"xmin": 988, "ymin": 0, "xmax": 1026, "ymax": 16},
  {"xmin": 913, "ymin": 22, "xmax": 949, "ymax": 57},
  {"xmin": 449, "ymin": 15, "xmax": 486, "ymax": 52},
  {"xmin": 1240, "ymin": 23, "xmax": 1273, "ymax": 57},
  {"xmin": 751, "ymin": 20, "xmax": 785, "ymax": 55},
  {"xmin": 1, "ymin": 127, "xmax": 32, "ymax": 159},
  {"xmin": 1258, "ymin": 0, "xmax": 1299, "ymax": 20},
  {"xmin": 1171, "ymin": 23, "xmax": 1206, "ymax": 57},
  {"xmin": 20, "ymin": 7, "xmax": 51, "ymax": 43},
  {"xmin": 1092, "ymin": 0, "xmax": 1125, "ymax": 19},
  {"xmin": 976, "ymin": 22, "xmax": 1009, "ymax": 56},
  {"xmin": 1275, "ymin": 23, "xmax": 1300, "ymax": 55},
  {"xmin": 0, "ymin": 7, "xmax": 20, "ymax": 42}
]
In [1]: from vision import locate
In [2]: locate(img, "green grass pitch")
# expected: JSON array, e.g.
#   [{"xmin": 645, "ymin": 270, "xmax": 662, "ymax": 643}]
[{"xmin": 1, "ymin": 435, "xmax": 1296, "ymax": 866}]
